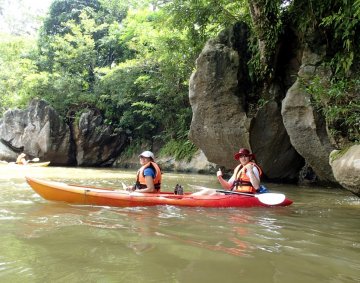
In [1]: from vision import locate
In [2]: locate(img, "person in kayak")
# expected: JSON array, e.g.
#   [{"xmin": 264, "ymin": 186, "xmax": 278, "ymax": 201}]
[
  {"xmin": 192, "ymin": 148, "xmax": 262, "ymax": 195},
  {"xmin": 217, "ymin": 148, "xmax": 262, "ymax": 193},
  {"xmin": 16, "ymin": 153, "xmax": 28, "ymax": 165},
  {"xmin": 126, "ymin": 151, "xmax": 162, "ymax": 193}
]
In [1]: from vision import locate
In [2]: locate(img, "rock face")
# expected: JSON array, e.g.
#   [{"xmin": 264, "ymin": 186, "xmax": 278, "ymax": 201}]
[
  {"xmin": 281, "ymin": 49, "xmax": 337, "ymax": 184},
  {"xmin": 188, "ymin": 22, "xmax": 359, "ymax": 191},
  {"xmin": 158, "ymin": 150, "xmax": 217, "ymax": 174},
  {"xmin": 189, "ymin": 37, "xmax": 251, "ymax": 169},
  {"xmin": 0, "ymin": 99, "xmax": 72, "ymax": 164},
  {"xmin": 0, "ymin": 100, "xmax": 128, "ymax": 166},
  {"xmin": 73, "ymin": 110, "xmax": 127, "ymax": 166},
  {"xmin": 330, "ymin": 145, "xmax": 360, "ymax": 196},
  {"xmin": 251, "ymin": 101, "xmax": 303, "ymax": 180},
  {"xmin": 189, "ymin": 25, "xmax": 303, "ymax": 181}
]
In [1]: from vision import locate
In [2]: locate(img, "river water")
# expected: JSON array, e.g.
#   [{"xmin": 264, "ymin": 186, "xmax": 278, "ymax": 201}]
[{"xmin": 0, "ymin": 165, "xmax": 359, "ymax": 283}]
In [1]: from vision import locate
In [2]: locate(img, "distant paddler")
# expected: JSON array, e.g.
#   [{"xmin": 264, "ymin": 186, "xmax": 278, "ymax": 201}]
[
  {"xmin": 16, "ymin": 153, "xmax": 28, "ymax": 165},
  {"xmin": 15, "ymin": 153, "xmax": 40, "ymax": 165}
]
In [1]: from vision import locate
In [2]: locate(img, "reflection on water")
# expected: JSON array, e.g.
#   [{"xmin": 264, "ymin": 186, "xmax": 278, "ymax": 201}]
[{"xmin": 0, "ymin": 165, "xmax": 359, "ymax": 283}]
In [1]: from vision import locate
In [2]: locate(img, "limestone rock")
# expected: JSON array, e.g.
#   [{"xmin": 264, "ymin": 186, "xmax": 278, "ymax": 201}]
[
  {"xmin": 251, "ymin": 101, "xmax": 303, "ymax": 180},
  {"xmin": 281, "ymin": 48, "xmax": 337, "ymax": 184},
  {"xmin": 189, "ymin": 34, "xmax": 251, "ymax": 169},
  {"xmin": 158, "ymin": 150, "xmax": 217, "ymax": 174},
  {"xmin": 189, "ymin": 24, "xmax": 303, "ymax": 181},
  {"xmin": 73, "ymin": 110, "xmax": 127, "ymax": 166},
  {"xmin": 0, "ymin": 99, "xmax": 72, "ymax": 164},
  {"xmin": 330, "ymin": 145, "xmax": 360, "ymax": 196}
]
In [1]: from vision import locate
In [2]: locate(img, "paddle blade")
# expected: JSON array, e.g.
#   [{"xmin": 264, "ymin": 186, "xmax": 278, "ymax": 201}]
[
  {"xmin": 257, "ymin": 193, "xmax": 286, "ymax": 205},
  {"xmin": 121, "ymin": 182, "xmax": 127, "ymax": 190},
  {"xmin": 32, "ymin": 158, "xmax": 40, "ymax": 162}
]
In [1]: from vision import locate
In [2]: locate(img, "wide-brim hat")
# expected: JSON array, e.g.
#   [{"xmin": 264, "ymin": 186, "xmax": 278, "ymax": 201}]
[
  {"xmin": 139, "ymin": 151, "xmax": 155, "ymax": 160},
  {"xmin": 234, "ymin": 148, "xmax": 255, "ymax": 160}
]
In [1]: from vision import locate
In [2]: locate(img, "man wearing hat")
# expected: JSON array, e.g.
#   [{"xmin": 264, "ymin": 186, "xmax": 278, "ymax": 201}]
[
  {"xmin": 217, "ymin": 148, "xmax": 262, "ymax": 193},
  {"xmin": 127, "ymin": 151, "xmax": 162, "ymax": 193}
]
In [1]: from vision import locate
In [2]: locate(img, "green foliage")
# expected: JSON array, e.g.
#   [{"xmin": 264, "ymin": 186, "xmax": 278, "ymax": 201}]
[
  {"xmin": 119, "ymin": 140, "xmax": 144, "ymax": 159},
  {"xmin": 286, "ymin": 0, "xmax": 360, "ymax": 77},
  {"xmin": 247, "ymin": 0, "xmax": 283, "ymax": 81},
  {"xmin": 2, "ymin": 0, "xmax": 359, "ymax": 161},
  {"xmin": 0, "ymin": 34, "xmax": 37, "ymax": 114},
  {"xmin": 94, "ymin": 6, "xmax": 197, "ymax": 142},
  {"xmin": 307, "ymin": 76, "xmax": 360, "ymax": 145},
  {"xmin": 159, "ymin": 139, "xmax": 198, "ymax": 162},
  {"xmin": 320, "ymin": 0, "xmax": 360, "ymax": 75},
  {"xmin": 94, "ymin": 60, "xmax": 159, "ymax": 139},
  {"xmin": 165, "ymin": 0, "xmax": 249, "ymax": 38},
  {"xmin": 42, "ymin": 0, "xmax": 102, "ymax": 36}
]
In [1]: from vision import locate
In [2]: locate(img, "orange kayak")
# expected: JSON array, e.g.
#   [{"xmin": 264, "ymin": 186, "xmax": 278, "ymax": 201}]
[{"xmin": 25, "ymin": 176, "xmax": 293, "ymax": 208}]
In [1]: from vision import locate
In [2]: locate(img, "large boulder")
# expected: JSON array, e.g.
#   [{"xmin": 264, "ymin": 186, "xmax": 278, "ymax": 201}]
[
  {"xmin": 0, "ymin": 140, "xmax": 21, "ymax": 161},
  {"xmin": 0, "ymin": 100, "xmax": 128, "ymax": 166},
  {"xmin": 251, "ymin": 101, "xmax": 303, "ymax": 180},
  {"xmin": 73, "ymin": 110, "xmax": 127, "ymax": 166},
  {"xmin": 281, "ymin": 48, "xmax": 337, "ymax": 184},
  {"xmin": 189, "ymin": 24, "xmax": 303, "ymax": 181},
  {"xmin": 189, "ymin": 28, "xmax": 251, "ymax": 169},
  {"xmin": 0, "ymin": 99, "xmax": 72, "ymax": 164},
  {"xmin": 330, "ymin": 145, "xmax": 360, "ymax": 196},
  {"xmin": 158, "ymin": 150, "xmax": 217, "ymax": 174}
]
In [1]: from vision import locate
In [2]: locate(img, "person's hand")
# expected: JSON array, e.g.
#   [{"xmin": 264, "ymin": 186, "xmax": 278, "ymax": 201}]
[
  {"xmin": 245, "ymin": 163, "xmax": 254, "ymax": 171},
  {"xmin": 126, "ymin": 185, "xmax": 135, "ymax": 191},
  {"xmin": 217, "ymin": 169, "xmax": 223, "ymax": 177}
]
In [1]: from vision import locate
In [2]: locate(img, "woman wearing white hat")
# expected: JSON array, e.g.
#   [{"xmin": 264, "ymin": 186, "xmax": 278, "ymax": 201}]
[
  {"xmin": 127, "ymin": 151, "xmax": 162, "ymax": 193},
  {"xmin": 16, "ymin": 153, "xmax": 28, "ymax": 165}
]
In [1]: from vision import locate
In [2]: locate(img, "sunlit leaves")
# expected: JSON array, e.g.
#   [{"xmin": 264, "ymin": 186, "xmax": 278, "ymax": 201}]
[
  {"xmin": 0, "ymin": 34, "xmax": 37, "ymax": 113},
  {"xmin": 307, "ymin": 76, "xmax": 360, "ymax": 144}
]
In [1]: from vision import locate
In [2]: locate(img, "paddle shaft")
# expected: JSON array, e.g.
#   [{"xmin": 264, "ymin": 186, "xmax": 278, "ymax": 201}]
[
  {"xmin": 216, "ymin": 189, "xmax": 256, "ymax": 197},
  {"xmin": 190, "ymin": 184, "xmax": 254, "ymax": 196}
]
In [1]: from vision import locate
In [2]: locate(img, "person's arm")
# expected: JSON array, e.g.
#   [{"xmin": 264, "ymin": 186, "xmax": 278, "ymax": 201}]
[
  {"xmin": 134, "ymin": 168, "xmax": 156, "ymax": 193},
  {"xmin": 245, "ymin": 164, "xmax": 260, "ymax": 190},
  {"xmin": 217, "ymin": 169, "xmax": 233, "ymax": 190},
  {"xmin": 138, "ymin": 175, "xmax": 156, "ymax": 193}
]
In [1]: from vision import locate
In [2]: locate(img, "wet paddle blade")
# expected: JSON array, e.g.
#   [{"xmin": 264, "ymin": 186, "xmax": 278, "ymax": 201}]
[{"xmin": 257, "ymin": 193, "xmax": 286, "ymax": 205}]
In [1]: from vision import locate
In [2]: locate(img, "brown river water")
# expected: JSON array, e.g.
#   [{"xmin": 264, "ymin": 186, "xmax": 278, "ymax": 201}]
[{"xmin": 0, "ymin": 165, "xmax": 359, "ymax": 283}]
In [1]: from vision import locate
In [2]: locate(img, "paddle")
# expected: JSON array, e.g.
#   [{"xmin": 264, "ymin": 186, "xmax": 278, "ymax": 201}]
[
  {"xmin": 189, "ymin": 185, "xmax": 286, "ymax": 205},
  {"xmin": 65, "ymin": 181, "xmax": 144, "ymax": 196},
  {"xmin": 216, "ymin": 190, "xmax": 286, "ymax": 205},
  {"xmin": 121, "ymin": 182, "xmax": 128, "ymax": 190},
  {"xmin": 28, "ymin": 157, "xmax": 40, "ymax": 163}
]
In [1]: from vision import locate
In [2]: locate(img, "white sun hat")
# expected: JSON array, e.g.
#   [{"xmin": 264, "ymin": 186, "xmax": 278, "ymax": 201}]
[{"xmin": 139, "ymin": 151, "xmax": 155, "ymax": 160}]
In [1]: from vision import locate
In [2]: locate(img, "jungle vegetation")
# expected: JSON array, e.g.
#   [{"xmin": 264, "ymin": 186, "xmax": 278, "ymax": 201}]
[{"xmin": 0, "ymin": 0, "xmax": 359, "ymax": 160}]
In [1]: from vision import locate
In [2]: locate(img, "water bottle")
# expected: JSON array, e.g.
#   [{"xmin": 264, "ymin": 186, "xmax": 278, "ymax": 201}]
[{"xmin": 257, "ymin": 185, "xmax": 268, "ymax": 194}]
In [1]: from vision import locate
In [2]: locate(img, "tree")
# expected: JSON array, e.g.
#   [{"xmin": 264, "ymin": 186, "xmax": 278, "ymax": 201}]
[{"xmin": 0, "ymin": 34, "xmax": 37, "ymax": 114}]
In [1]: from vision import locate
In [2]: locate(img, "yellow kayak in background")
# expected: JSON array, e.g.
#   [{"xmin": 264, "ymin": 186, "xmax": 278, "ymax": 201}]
[{"xmin": 1, "ymin": 161, "xmax": 51, "ymax": 167}]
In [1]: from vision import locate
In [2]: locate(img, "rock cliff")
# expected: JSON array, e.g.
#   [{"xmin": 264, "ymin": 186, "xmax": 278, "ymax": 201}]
[
  {"xmin": 189, "ymin": 23, "xmax": 359, "ymax": 194},
  {"xmin": 189, "ymin": 24, "xmax": 303, "ymax": 182},
  {"xmin": 0, "ymin": 99, "xmax": 127, "ymax": 166}
]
